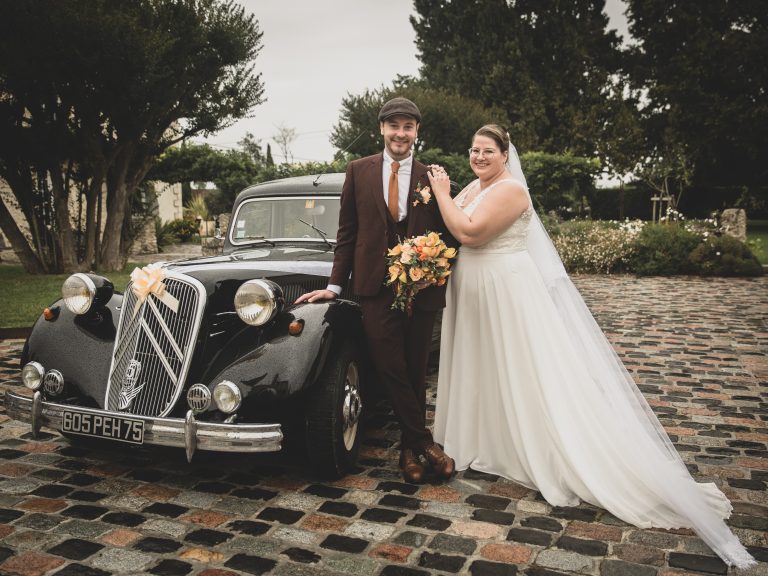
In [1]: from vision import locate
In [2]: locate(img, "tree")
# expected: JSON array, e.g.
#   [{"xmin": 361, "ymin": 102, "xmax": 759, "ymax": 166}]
[
  {"xmin": 238, "ymin": 132, "xmax": 264, "ymax": 164},
  {"xmin": 273, "ymin": 124, "xmax": 297, "ymax": 164},
  {"xmin": 331, "ymin": 78, "xmax": 508, "ymax": 157},
  {"xmin": 625, "ymin": 0, "xmax": 768, "ymax": 190},
  {"xmin": 148, "ymin": 143, "xmax": 261, "ymax": 216},
  {"xmin": 0, "ymin": 0, "xmax": 264, "ymax": 272},
  {"xmin": 411, "ymin": 0, "xmax": 622, "ymax": 158}
]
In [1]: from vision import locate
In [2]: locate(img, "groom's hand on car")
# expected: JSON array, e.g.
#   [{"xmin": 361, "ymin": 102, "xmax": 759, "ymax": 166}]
[{"xmin": 295, "ymin": 289, "xmax": 337, "ymax": 304}]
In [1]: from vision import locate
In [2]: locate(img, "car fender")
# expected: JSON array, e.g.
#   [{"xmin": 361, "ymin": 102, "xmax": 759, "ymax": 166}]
[
  {"xmin": 200, "ymin": 299, "xmax": 365, "ymax": 407},
  {"xmin": 21, "ymin": 295, "xmax": 122, "ymax": 408}
]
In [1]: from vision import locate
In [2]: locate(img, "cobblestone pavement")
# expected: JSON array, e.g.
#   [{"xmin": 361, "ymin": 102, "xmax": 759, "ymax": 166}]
[{"xmin": 0, "ymin": 275, "xmax": 766, "ymax": 576}]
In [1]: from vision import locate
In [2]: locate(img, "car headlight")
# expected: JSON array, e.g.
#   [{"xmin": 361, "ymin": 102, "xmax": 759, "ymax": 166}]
[
  {"xmin": 234, "ymin": 279, "xmax": 283, "ymax": 326},
  {"xmin": 61, "ymin": 273, "xmax": 114, "ymax": 315},
  {"xmin": 21, "ymin": 362, "xmax": 45, "ymax": 390},
  {"xmin": 213, "ymin": 381, "xmax": 242, "ymax": 413}
]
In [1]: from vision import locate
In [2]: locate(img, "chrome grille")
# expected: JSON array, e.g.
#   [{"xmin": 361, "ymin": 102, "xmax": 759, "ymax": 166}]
[
  {"xmin": 106, "ymin": 274, "xmax": 205, "ymax": 417},
  {"xmin": 279, "ymin": 281, "xmax": 325, "ymax": 304},
  {"xmin": 279, "ymin": 280, "xmax": 359, "ymax": 304}
]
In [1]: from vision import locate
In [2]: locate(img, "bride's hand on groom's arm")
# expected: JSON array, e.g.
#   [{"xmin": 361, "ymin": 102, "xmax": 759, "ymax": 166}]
[{"xmin": 427, "ymin": 165, "xmax": 451, "ymax": 198}]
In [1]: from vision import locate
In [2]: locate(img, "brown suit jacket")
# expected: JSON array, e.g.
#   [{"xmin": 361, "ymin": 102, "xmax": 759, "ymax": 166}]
[{"xmin": 330, "ymin": 153, "xmax": 456, "ymax": 311}]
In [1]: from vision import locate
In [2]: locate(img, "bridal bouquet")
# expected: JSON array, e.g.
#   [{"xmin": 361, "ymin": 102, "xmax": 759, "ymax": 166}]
[{"xmin": 385, "ymin": 231, "xmax": 457, "ymax": 313}]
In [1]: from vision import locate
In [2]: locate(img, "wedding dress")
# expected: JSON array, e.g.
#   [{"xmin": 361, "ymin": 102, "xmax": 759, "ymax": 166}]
[{"xmin": 433, "ymin": 155, "xmax": 755, "ymax": 568}]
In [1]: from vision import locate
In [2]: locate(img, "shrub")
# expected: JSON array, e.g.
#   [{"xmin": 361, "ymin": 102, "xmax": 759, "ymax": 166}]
[
  {"xmin": 165, "ymin": 219, "xmax": 199, "ymax": 243},
  {"xmin": 551, "ymin": 220, "xmax": 641, "ymax": 274},
  {"xmin": 629, "ymin": 224, "xmax": 701, "ymax": 276},
  {"xmin": 155, "ymin": 218, "xmax": 178, "ymax": 250},
  {"xmin": 184, "ymin": 195, "xmax": 210, "ymax": 221},
  {"xmin": 689, "ymin": 235, "xmax": 763, "ymax": 276}
]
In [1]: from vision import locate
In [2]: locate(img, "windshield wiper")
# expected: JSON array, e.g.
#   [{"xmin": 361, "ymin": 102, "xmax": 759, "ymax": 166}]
[
  {"xmin": 298, "ymin": 219, "xmax": 332, "ymax": 249},
  {"xmin": 239, "ymin": 235, "xmax": 275, "ymax": 247}
]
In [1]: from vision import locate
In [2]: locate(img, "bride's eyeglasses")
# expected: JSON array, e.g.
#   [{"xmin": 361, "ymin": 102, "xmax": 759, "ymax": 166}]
[{"xmin": 468, "ymin": 148, "xmax": 498, "ymax": 158}]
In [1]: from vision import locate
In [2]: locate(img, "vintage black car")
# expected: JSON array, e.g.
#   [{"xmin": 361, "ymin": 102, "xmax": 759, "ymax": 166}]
[{"xmin": 5, "ymin": 173, "xmax": 378, "ymax": 478}]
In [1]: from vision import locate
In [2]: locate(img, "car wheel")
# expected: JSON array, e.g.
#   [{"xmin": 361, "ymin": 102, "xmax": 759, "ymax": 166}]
[{"xmin": 305, "ymin": 339, "xmax": 364, "ymax": 479}]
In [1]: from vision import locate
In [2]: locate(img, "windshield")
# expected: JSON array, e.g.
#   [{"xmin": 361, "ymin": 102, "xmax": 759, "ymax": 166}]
[{"xmin": 230, "ymin": 196, "xmax": 340, "ymax": 245}]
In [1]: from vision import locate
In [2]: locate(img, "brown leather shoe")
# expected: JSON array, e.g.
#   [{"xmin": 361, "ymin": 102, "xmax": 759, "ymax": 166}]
[
  {"xmin": 422, "ymin": 442, "xmax": 455, "ymax": 480},
  {"xmin": 399, "ymin": 448, "xmax": 426, "ymax": 483}
]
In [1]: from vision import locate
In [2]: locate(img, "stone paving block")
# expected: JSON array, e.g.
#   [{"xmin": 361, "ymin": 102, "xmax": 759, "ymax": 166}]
[
  {"xmin": 53, "ymin": 519, "xmax": 112, "ymax": 538},
  {"xmin": 379, "ymin": 566, "xmax": 430, "ymax": 576},
  {"xmin": 369, "ymin": 543, "xmax": 413, "ymax": 563},
  {"xmin": 141, "ymin": 518, "xmax": 188, "ymax": 538},
  {"xmin": 534, "ymin": 548, "xmax": 594, "ymax": 572},
  {"xmin": 506, "ymin": 527, "xmax": 554, "ymax": 547},
  {"xmin": 90, "ymin": 547, "xmax": 155, "ymax": 573},
  {"xmin": 184, "ymin": 528, "xmax": 233, "ymax": 546},
  {"xmin": 3, "ymin": 529, "xmax": 62, "ymax": 552},
  {"xmin": 417, "ymin": 550, "xmax": 466, "ymax": 572},
  {"xmin": 361, "ymin": 507, "xmax": 408, "ymax": 524},
  {"xmin": 667, "ymin": 552, "xmax": 728, "ymax": 574},
  {"xmin": 223, "ymin": 553, "xmax": 278, "ymax": 575},
  {"xmin": 428, "ymin": 532, "xmax": 477, "ymax": 555},
  {"xmin": 406, "ymin": 513, "xmax": 451, "ymax": 531},
  {"xmin": 393, "ymin": 531, "xmax": 429, "ymax": 548},
  {"xmin": 320, "ymin": 534, "xmax": 369, "ymax": 554},
  {"xmin": 148, "ymin": 558, "xmax": 194, "ymax": 575},
  {"xmin": 600, "ymin": 559, "xmax": 658, "ymax": 576},
  {"xmin": 53, "ymin": 563, "xmax": 113, "ymax": 576},
  {"xmin": 469, "ymin": 560, "xmax": 519, "ymax": 576},
  {"xmin": 133, "ymin": 536, "xmax": 182, "ymax": 553},
  {"xmin": 323, "ymin": 555, "xmax": 379, "ymax": 574},
  {"xmin": 273, "ymin": 526, "xmax": 319, "ymax": 546},
  {"xmin": 0, "ymin": 551, "xmax": 65, "ymax": 576},
  {"xmin": 46, "ymin": 537, "xmax": 105, "ymax": 560},
  {"xmin": 344, "ymin": 519, "xmax": 397, "ymax": 540}
]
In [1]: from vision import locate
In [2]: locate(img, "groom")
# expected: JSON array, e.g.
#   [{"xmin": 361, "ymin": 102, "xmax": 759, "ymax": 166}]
[{"xmin": 296, "ymin": 97, "xmax": 456, "ymax": 483}]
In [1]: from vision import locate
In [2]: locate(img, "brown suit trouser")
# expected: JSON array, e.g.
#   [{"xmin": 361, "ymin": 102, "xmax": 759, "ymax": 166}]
[{"xmin": 360, "ymin": 287, "xmax": 437, "ymax": 451}]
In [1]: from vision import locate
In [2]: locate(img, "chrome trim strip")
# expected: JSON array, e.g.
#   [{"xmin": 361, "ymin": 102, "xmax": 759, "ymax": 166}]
[
  {"xmin": 5, "ymin": 391, "xmax": 282, "ymax": 455},
  {"xmin": 139, "ymin": 317, "xmax": 178, "ymax": 384},
  {"xmin": 147, "ymin": 297, "xmax": 184, "ymax": 360}
]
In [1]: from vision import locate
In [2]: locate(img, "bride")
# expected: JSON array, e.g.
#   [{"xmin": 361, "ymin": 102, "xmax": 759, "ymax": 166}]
[{"xmin": 425, "ymin": 124, "xmax": 755, "ymax": 569}]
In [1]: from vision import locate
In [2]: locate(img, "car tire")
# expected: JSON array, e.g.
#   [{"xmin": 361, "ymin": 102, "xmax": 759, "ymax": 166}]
[{"xmin": 305, "ymin": 339, "xmax": 364, "ymax": 479}]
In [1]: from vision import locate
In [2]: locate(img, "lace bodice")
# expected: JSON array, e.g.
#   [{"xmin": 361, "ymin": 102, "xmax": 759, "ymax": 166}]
[{"xmin": 454, "ymin": 178, "xmax": 533, "ymax": 253}]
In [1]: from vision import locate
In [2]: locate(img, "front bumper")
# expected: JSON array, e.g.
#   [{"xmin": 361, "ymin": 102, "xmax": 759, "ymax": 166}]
[{"xmin": 4, "ymin": 391, "xmax": 283, "ymax": 462}]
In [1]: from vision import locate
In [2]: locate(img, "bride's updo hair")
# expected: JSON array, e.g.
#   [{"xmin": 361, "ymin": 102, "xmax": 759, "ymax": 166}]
[{"xmin": 473, "ymin": 124, "xmax": 510, "ymax": 154}]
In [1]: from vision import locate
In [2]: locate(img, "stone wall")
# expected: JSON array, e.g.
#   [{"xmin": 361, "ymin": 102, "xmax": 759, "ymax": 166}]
[{"xmin": 130, "ymin": 217, "xmax": 158, "ymax": 255}]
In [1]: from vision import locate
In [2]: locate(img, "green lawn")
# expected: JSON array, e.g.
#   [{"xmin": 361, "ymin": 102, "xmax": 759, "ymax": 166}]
[
  {"xmin": 0, "ymin": 265, "xmax": 143, "ymax": 329},
  {"xmin": 747, "ymin": 219, "xmax": 768, "ymax": 265}
]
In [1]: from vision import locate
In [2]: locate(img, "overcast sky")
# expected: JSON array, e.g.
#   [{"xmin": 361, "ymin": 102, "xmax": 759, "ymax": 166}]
[{"xmin": 196, "ymin": 0, "xmax": 630, "ymax": 163}]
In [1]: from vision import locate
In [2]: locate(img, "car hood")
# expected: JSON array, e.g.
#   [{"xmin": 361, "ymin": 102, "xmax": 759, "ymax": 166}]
[{"xmin": 164, "ymin": 244, "xmax": 335, "ymax": 287}]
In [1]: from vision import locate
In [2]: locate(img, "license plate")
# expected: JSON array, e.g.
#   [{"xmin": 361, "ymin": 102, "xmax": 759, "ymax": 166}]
[{"xmin": 61, "ymin": 410, "xmax": 144, "ymax": 444}]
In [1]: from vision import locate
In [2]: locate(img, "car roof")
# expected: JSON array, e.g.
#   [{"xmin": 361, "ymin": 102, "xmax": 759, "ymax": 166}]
[{"xmin": 235, "ymin": 173, "xmax": 345, "ymax": 203}]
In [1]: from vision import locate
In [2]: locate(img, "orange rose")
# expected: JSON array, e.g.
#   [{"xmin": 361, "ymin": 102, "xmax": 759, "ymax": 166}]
[{"xmin": 409, "ymin": 267, "xmax": 424, "ymax": 281}]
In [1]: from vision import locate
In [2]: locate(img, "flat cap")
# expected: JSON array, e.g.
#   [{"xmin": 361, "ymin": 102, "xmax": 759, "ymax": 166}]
[{"xmin": 378, "ymin": 97, "xmax": 421, "ymax": 123}]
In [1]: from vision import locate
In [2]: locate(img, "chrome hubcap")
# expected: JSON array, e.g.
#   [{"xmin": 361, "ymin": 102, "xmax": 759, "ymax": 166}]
[{"xmin": 342, "ymin": 362, "xmax": 361, "ymax": 451}]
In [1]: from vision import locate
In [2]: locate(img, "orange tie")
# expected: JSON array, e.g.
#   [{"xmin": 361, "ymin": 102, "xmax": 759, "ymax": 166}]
[{"xmin": 388, "ymin": 160, "xmax": 400, "ymax": 221}]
